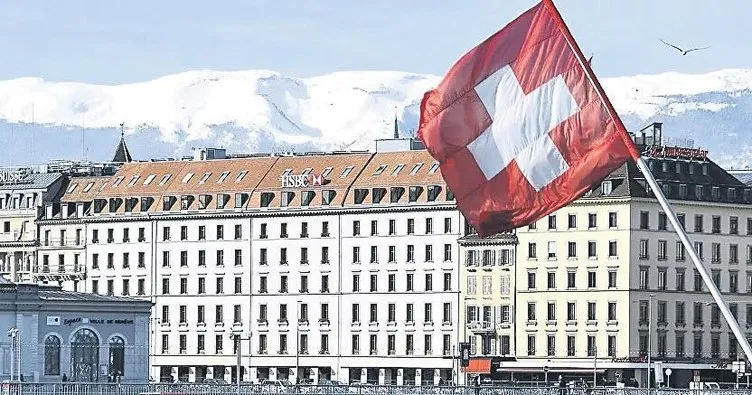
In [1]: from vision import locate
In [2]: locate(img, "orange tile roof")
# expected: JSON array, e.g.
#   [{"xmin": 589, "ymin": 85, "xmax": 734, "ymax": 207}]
[
  {"xmin": 61, "ymin": 176, "xmax": 112, "ymax": 202},
  {"xmin": 58, "ymin": 149, "xmax": 455, "ymax": 213}
]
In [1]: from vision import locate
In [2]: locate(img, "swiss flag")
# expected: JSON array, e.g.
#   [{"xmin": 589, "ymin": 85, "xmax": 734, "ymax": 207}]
[{"xmin": 418, "ymin": 0, "xmax": 640, "ymax": 236}]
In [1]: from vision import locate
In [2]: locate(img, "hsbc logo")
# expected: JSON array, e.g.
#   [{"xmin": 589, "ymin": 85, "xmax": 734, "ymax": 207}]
[{"xmin": 280, "ymin": 173, "xmax": 327, "ymax": 188}]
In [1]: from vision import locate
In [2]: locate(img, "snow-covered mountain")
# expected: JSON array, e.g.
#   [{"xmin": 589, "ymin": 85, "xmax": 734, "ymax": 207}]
[{"xmin": 1, "ymin": 68, "xmax": 752, "ymax": 167}]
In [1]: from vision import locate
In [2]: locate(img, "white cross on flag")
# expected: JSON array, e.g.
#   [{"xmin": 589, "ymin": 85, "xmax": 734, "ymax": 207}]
[{"xmin": 418, "ymin": 0, "xmax": 639, "ymax": 236}]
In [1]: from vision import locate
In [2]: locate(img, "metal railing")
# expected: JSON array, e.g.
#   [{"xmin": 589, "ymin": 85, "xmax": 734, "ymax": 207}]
[{"xmin": 1, "ymin": 384, "xmax": 752, "ymax": 395}]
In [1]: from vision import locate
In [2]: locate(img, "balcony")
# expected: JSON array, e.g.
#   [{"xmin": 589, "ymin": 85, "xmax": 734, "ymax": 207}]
[{"xmin": 32, "ymin": 263, "xmax": 87, "ymax": 282}]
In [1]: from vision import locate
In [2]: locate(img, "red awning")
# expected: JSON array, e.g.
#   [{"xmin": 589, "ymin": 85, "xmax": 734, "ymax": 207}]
[{"xmin": 466, "ymin": 359, "xmax": 492, "ymax": 374}]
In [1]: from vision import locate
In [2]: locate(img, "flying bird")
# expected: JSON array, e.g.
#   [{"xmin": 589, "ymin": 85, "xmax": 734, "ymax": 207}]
[
  {"xmin": 660, "ymin": 39, "xmax": 710, "ymax": 55},
  {"xmin": 587, "ymin": 54, "xmax": 593, "ymax": 65}
]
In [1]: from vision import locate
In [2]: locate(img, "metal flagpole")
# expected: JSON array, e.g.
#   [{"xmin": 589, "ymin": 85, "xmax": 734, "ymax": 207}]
[{"xmin": 635, "ymin": 157, "xmax": 752, "ymax": 365}]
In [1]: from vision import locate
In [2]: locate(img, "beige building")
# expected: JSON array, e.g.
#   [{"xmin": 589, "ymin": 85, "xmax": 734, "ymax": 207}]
[
  {"xmin": 458, "ymin": 231, "xmax": 516, "ymax": 379},
  {"xmin": 510, "ymin": 151, "xmax": 752, "ymax": 387}
]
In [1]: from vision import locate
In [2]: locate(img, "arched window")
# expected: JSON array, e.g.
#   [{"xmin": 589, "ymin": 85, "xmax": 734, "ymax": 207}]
[
  {"xmin": 44, "ymin": 335, "xmax": 61, "ymax": 375},
  {"xmin": 109, "ymin": 336, "xmax": 125, "ymax": 379},
  {"xmin": 71, "ymin": 328, "xmax": 99, "ymax": 382}
]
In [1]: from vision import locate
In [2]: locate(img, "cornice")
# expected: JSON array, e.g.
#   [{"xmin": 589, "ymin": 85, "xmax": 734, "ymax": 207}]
[{"xmin": 42, "ymin": 203, "xmax": 459, "ymax": 225}]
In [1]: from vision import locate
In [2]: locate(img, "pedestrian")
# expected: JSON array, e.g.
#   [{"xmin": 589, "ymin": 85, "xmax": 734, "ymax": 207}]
[
  {"xmin": 474, "ymin": 375, "xmax": 481, "ymax": 395},
  {"xmin": 558, "ymin": 375, "xmax": 566, "ymax": 395}
]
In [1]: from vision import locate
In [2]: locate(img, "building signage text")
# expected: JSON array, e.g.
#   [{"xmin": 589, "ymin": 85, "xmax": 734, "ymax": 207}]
[
  {"xmin": 280, "ymin": 173, "xmax": 327, "ymax": 188},
  {"xmin": 0, "ymin": 169, "xmax": 31, "ymax": 185},
  {"xmin": 46, "ymin": 316, "xmax": 135, "ymax": 327},
  {"xmin": 645, "ymin": 145, "xmax": 708, "ymax": 161}
]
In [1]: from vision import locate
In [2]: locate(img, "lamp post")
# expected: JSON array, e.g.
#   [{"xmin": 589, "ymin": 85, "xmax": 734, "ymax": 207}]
[
  {"xmin": 592, "ymin": 345, "xmax": 597, "ymax": 388},
  {"xmin": 7, "ymin": 328, "xmax": 18, "ymax": 381},
  {"xmin": 231, "ymin": 333, "xmax": 252, "ymax": 394},
  {"xmin": 647, "ymin": 294, "xmax": 654, "ymax": 394},
  {"xmin": 296, "ymin": 300, "xmax": 302, "ymax": 384}
]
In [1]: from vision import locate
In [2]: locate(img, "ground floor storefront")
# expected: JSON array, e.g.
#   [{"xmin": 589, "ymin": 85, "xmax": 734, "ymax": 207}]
[{"xmin": 466, "ymin": 358, "xmax": 744, "ymax": 388}]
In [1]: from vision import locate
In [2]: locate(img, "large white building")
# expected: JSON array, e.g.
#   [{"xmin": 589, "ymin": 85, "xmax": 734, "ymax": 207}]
[{"xmin": 39, "ymin": 139, "xmax": 464, "ymax": 385}]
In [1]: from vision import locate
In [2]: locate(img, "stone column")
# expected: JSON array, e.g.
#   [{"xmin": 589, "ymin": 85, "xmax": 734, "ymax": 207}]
[
  {"xmin": 188, "ymin": 367, "xmax": 196, "ymax": 383},
  {"xmin": 378, "ymin": 368, "xmax": 385, "ymax": 385},
  {"xmin": 360, "ymin": 368, "xmax": 366, "ymax": 384},
  {"xmin": 207, "ymin": 366, "xmax": 214, "ymax": 380},
  {"xmin": 311, "ymin": 367, "xmax": 319, "ymax": 384},
  {"xmin": 434, "ymin": 369, "xmax": 441, "ymax": 386},
  {"xmin": 415, "ymin": 369, "xmax": 422, "ymax": 386},
  {"xmin": 270, "ymin": 367, "xmax": 278, "ymax": 381},
  {"xmin": 397, "ymin": 369, "xmax": 404, "ymax": 386},
  {"xmin": 250, "ymin": 367, "xmax": 257, "ymax": 383}
]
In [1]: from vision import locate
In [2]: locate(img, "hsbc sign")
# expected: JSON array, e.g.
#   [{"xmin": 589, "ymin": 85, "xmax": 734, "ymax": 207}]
[{"xmin": 280, "ymin": 173, "xmax": 326, "ymax": 188}]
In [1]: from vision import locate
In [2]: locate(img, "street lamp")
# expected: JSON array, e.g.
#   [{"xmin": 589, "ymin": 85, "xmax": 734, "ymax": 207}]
[
  {"xmin": 231, "ymin": 333, "xmax": 252, "ymax": 394},
  {"xmin": 647, "ymin": 295, "xmax": 654, "ymax": 394},
  {"xmin": 296, "ymin": 300, "xmax": 302, "ymax": 384},
  {"xmin": 7, "ymin": 328, "xmax": 18, "ymax": 381}
]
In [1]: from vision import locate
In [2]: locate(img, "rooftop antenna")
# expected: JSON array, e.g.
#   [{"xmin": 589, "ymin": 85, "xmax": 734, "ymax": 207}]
[
  {"xmin": 393, "ymin": 106, "xmax": 399, "ymax": 139},
  {"xmin": 30, "ymin": 103, "xmax": 35, "ymax": 166}
]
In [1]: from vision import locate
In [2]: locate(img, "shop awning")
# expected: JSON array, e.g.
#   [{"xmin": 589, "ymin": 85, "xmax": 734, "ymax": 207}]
[{"xmin": 466, "ymin": 359, "xmax": 492, "ymax": 374}]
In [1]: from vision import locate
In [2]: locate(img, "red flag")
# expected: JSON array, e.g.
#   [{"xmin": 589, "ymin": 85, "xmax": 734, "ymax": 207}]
[{"xmin": 418, "ymin": 0, "xmax": 639, "ymax": 236}]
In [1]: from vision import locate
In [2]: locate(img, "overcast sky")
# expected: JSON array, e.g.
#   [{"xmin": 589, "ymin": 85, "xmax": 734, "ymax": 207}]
[{"xmin": 0, "ymin": 0, "xmax": 746, "ymax": 83}]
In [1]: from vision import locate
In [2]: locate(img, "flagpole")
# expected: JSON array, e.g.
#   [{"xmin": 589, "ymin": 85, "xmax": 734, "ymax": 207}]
[
  {"xmin": 636, "ymin": 157, "xmax": 752, "ymax": 366},
  {"xmin": 543, "ymin": 0, "xmax": 752, "ymax": 367}
]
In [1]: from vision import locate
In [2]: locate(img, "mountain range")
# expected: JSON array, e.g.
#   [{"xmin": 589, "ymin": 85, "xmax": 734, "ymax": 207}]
[{"xmin": 1, "ymin": 68, "xmax": 752, "ymax": 168}]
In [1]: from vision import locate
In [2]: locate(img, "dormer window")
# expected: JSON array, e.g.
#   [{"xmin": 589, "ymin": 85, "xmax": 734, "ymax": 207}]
[
  {"xmin": 217, "ymin": 194, "xmax": 230, "ymax": 209},
  {"xmin": 281, "ymin": 191, "xmax": 294, "ymax": 207},
  {"xmin": 99, "ymin": 182, "xmax": 108, "ymax": 192},
  {"xmin": 322, "ymin": 190, "xmax": 336, "ymax": 206},
  {"xmin": 140, "ymin": 197, "xmax": 155, "ymax": 211},
  {"xmin": 235, "ymin": 171, "xmax": 248, "ymax": 183},
  {"xmin": 688, "ymin": 163, "xmax": 695, "ymax": 175},
  {"xmin": 679, "ymin": 184, "xmax": 688, "ymax": 198},
  {"xmin": 675, "ymin": 162, "xmax": 681, "ymax": 174},
  {"xmin": 602, "ymin": 181, "xmax": 613, "ymax": 195},
  {"xmin": 729, "ymin": 188, "xmax": 737, "ymax": 202},
  {"xmin": 373, "ymin": 165, "xmax": 387, "ymax": 176},
  {"xmin": 181, "ymin": 173, "xmax": 194, "ymax": 183},
  {"xmin": 321, "ymin": 167, "xmax": 333, "ymax": 178},
  {"xmin": 695, "ymin": 185, "xmax": 704, "ymax": 199},
  {"xmin": 162, "ymin": 196, "xmax": 176, "ymax": 211},
  {"xmin": 234, "ymin": 193, "xmax": 249, "ymax": 208},
  {"xmin": 128, "ymin": 175, "xmax": 140, "ymax": 186},
  {"xmin": 372, "ymin": 188, "xmax": 386, "ymax": 204},
  {"xmin": 198, "ymin": 194, "xmax": 212, "ymax": 209},
  {"xmin": 427, "ymin": 185, "xmax": 442, "ymax": 202},
  {"xmin": 392, "ymin": 164, "xmax": 405, "ymax": 175},
  {"xmin": 354, "ymin": 189, "xmax": 368, "ymax": 204},
  {"xmin": 159, "ymin": 174, "xmax": 172, "ymax": 185},
  {"xmin": 408, "ymin": 186, "xmax": 423, "ymax": 202},
  {"xmin": 83, "ymin": 182, "xmax": 94, "ymax": 193},
  {"xmin": 124, "ymin": 198, "xmax": 138, "ymax": 212},
  {"xmin": 112, "ymin": 177, "xmax": 124, "ymax": 187},
  {"xmin": 180, "ymin": 195, "xmax": 193, "ymax": 210},
  {"xmin": 66, "ymin": 184, "xmax": 78, "ymax": 193},
  {"xmin": 301, "ymin": 168, "xmax": 313, "ymax": 176},
  {"xmin": 108, "ymin": 198, "xmax": 123, "ymax": 213},
  {"xmin": 410, "ymin": 163, "xmax": 424, "ymax": 175},
  {"xmin": 282, "ymin": 169, "xmax": 293, "ymax": 177},
  {"xmin": 301, "ymin": 191, "xmax": 315, "ymax": 206},
  {"xmin": 341, "ymin": 166, "xmax": 353, "ymax": 178},
  {"xmin": 446, "ymin": 189, "xmax": 455, "ymax": 201},
  {"xmin": 390, "ymin": 187, "xmax": 405, "ymax": 203},
  {"xmin": 217, "ymin": 171, "xmax": 230, "ymax": 183},
  {"xmin": 661, "ymin": 161, "xmax": 668, "ymax": 173},
  {"xmin": 428, "ymin": 162, "xmax": 440, "ymax": 174},
  {"xmin": 199, "ymin": 172, "xmax": 212, "ymax": 184},
  {"xmin": 712, "ymin": 186, "xmax": 720, "ymax": 200},
  {"xmin": 260, "ymin": 192, "xmax": 274, "ymax": 208},
  {"xmin": 143, "ymin": 174, "xmax": 156, "ymax": 185}
]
